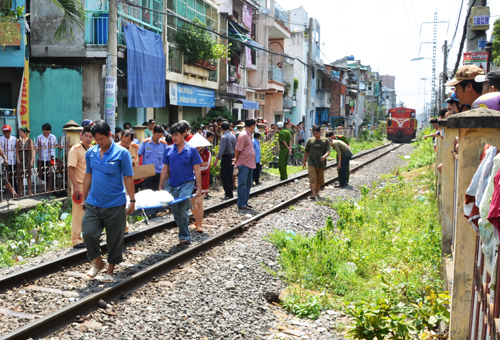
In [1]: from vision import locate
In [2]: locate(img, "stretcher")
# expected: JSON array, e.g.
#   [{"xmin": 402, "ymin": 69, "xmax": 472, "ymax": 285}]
[{"xmin": 128, "ymin": 194, "xmax": 196, "ymax": 224}]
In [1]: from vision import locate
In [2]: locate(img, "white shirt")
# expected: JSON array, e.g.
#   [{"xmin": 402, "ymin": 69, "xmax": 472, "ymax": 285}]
[
  {"xmin": 0, "ymin": 135, "xmax": 17, "ymax": 164},
  {"xmin": 35, "ymin": 133, "xmax": 58, "ymax": 161}
]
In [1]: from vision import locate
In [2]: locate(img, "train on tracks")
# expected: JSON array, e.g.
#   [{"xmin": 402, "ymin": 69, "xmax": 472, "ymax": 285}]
[{"xmin": 386, "ymin": 107, "xmax": 417, "ymax": 142}]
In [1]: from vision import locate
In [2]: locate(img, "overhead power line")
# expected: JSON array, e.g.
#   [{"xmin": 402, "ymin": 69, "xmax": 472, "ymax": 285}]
[
  {"xmin": 449, "ymin": 0, "xmax": 465, "ymax": 50},
  {"xmin": 124, "ymin": 0, "xmax": 313, "ymax": 67},
  {"xmin": 402, "ymin": 0, "xmax": 418, "ymax": 52}
]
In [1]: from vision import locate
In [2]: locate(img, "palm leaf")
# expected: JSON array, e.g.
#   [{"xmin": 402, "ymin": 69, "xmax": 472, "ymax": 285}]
[{"xmin": 50, "ymin": 0, "xmax": 85, "ymax": 41}]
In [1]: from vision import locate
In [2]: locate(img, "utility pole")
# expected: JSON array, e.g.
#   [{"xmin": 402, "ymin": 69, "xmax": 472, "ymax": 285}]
[
  {"xmin": 466, "ymin": 0, "xmax": 487, "ymax": 53},
  {"xmin": 104, "ymin": 0, "xmax": 118, "ymax": 132},
  {"xmin": 442, "ymin": 40, "xmax": 448, "ymax": 105},
  {"xmin": 305, "ymin": 17, "xmax": 313, "ymax": 140}
]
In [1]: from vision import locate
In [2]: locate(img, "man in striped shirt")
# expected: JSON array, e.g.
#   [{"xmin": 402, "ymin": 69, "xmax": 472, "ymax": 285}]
[{"xmin": 35, "ymin": 123, "xmax": 59, "ymax": 192}]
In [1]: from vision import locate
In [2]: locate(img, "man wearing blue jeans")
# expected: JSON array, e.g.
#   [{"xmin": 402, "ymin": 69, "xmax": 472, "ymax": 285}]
[
  {"xmin": 233, "ymin": 118, "xmax": 256, "ymax": 211},
  {"xmin": 159, "ymin": 121, "xmax": 202, "ymax": 246}
]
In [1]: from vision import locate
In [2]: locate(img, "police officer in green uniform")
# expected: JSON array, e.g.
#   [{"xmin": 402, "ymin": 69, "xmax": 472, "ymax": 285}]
[{"xmin": 277, "ymin": 121, "xmax": 291, "ymax": 180}]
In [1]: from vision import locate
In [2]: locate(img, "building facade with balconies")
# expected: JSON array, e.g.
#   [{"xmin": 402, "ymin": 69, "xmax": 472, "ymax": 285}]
[
  {"xmin": 24, "ymin": 0, "xmax": 166, "ymax": 137},
  {"xmin": 216, "ymin": 0, "xmax": 261, "ymax": 121},
  {"xmin": 248, "ymin": 0, "xmax": 290, "ymax": 124},
  {"xmin": 164, "ymin": 0, "xmax": 221, "ymax": 125}
]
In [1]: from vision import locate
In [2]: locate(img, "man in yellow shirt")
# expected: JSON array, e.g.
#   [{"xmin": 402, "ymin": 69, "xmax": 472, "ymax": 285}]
[{"xmin": 68, "ymin": 124, "xmax": 94, "ymax": 248}]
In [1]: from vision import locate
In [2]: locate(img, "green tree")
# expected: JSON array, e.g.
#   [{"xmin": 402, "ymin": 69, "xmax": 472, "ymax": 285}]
[{"xmin": 493, "ymin": 19, "xmax": 500, "ymax": 67}]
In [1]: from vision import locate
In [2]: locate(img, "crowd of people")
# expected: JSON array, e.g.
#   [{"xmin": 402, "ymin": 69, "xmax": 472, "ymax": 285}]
[
  {"xmin": 0, "ymin": 123, "xmax": 63, "ymax": 198},
  {"xmin": 0, "ymin": 108, "xmax": 353, "ymax": 281},
  {"xmin": 424, "ymin": 65, "xmax": 500, "ymax": 173}
]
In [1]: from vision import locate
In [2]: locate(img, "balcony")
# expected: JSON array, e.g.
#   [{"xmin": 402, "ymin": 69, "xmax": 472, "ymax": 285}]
[
  {"xmin": 274, "ymin": 1, "xmax": 290, "ymax": 31},
  {"xmin": 268, "ymin": 65, "xmax": 283, "ymax": 83},
  {"xmin": 85, "ymin": 0, "xmax": 162, "ymax": 46},
  {"xmin": 316, "ymin": 90, "xmax": 331, "ymax": 108},
  {"xmin": 227, "ymin": 83, "xmax": 246, "ymax": 96},
  {"xmin": 168, "ymin": 45, "xmax": 182, "ymax": 74},
  {"xmin": 283, "ymin": 97, "xmax": 295, "ymax": 109}
]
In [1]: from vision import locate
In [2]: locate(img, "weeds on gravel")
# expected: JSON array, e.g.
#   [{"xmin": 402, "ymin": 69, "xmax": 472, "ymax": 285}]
[
  {"xmin": 402, "ymin": 127, "xmax": 435, "ymax": 171},
  {"xmin": 0, "ymin": 198, "xmax": 71, "ymax": 267},
  {"xmin": 267, "ymin": 135, "xmax": 448, "ymax": 338}
]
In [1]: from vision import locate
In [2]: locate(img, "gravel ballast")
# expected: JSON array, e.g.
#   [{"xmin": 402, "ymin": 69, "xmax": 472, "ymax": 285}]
[{"xmin": 22, "ymin": 143, "xmax": 416, "ymax": 340}]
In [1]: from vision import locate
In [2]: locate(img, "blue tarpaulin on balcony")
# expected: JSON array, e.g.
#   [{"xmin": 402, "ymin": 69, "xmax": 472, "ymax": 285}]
[
  {"xmin": 124, "ymin": 22, "xmax": 165, "ymax": 108},
  {"xmin": 241, "ymin": 99, "xmax": 259, "ymax": 110}
]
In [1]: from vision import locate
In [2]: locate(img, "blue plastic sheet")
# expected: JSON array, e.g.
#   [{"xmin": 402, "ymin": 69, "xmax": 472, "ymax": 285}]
[
  {"xmin": 124, "ymin": 23, "xmax": 166, "ymax": 108},
  {"xmin": 241, "ymin": 99, "xmax": 259, "ymax": 110}
]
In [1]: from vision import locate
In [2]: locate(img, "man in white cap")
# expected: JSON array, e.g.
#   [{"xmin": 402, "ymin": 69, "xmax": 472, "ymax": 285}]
[
  {"xmin": 475, "ymin": 67, "xmax": 500, "ymax": 94},
  {"xmin": 277, "ymin": 121, "xmax": 291, "ymax": 180}
]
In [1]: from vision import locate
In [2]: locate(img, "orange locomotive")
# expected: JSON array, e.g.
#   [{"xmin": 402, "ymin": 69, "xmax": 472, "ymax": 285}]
[{"xmin": 386, "ymin": 107, "xmax": 417, "ymax": 142}]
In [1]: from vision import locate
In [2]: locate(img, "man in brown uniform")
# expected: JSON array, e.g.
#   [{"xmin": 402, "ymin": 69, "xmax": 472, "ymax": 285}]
[
  {"xmin": 119, "ymin": 129, "xmax": 139, "ymax": 166},
  {"xmin": 68, "ymin": 124, "xmax": 94, "ymax": 249}
]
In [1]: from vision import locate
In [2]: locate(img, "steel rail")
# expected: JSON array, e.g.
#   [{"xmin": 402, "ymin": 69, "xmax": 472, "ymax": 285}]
[
  {"xmin": 0, "ymin": 143, "xmax": 403, "ymax": 340},
  {"xmin": 0, "ymin": 142, "xmax": 392, "ymax": 292}
]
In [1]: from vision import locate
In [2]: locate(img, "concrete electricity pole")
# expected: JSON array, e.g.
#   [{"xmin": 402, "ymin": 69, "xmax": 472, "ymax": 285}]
[
  {"xmin": 105, "ymin": 0, "xmax": 118, "ymax": 132},
  {"xmin": 442, "ymin": 40, "xmax": 448, "ymax": 104},
  {"xmin": 305, "ymin": 17, "xmax": 314, "ymax": 140},
  {"xmin": 466, "ymin": 0, "xmax": 487, "ymax": 53}
]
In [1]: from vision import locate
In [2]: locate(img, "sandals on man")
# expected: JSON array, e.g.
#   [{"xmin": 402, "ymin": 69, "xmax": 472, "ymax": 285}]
[
  {"xmin": 87, "ymin": 264, "xmax": 106, "ymax": 278},
  {"xmin": 177, "ymin": 239, "xmax": 191, "ymax": 246},
  {"xmin": 102, "ymin": 274, "xmax": 115, "ymax": 283}
]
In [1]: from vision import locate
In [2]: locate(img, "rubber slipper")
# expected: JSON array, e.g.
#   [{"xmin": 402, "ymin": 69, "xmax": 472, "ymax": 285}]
[
  {"xmin": 87, "ymin": 265, "xmax": 105, "ymax": 278},
  {"xmin": 102, "ymin": 274, "xmax": 115, "ymax": 283},
  {"xmin": 196, "ymin": 227, "xmax": 204, "ymax": 233}
]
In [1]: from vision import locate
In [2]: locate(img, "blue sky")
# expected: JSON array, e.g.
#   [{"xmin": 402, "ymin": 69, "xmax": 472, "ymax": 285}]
[{"xmin": 281, "ymin": 0, "xmax": 500, "ymax": 113}]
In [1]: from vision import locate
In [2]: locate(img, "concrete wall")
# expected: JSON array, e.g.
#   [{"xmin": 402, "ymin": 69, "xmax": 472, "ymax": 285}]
[
  {"xmin": 30, "ymin": 66, "xmax": 83, "ymax": 139},
  {"xmin": 82, "ymin": 64, "xmax": 104, "ymax": 122},
  {"xmin": 30, "ymin": 0, "xmax": 86, "ymax": 57},
  {"xmin": 285, "ymin": 31, "xmax": 306, "ymax": 124}
]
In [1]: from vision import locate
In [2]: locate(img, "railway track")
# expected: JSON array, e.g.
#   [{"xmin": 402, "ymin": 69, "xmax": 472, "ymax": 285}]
[{"xmin": 0, "ymin": 142, "xmax": 402, "ymax": 340}]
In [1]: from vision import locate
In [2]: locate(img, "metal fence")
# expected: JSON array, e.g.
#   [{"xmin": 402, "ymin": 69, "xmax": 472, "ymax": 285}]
[{"xmin": 0, "ymin": 137, "xmax": 69, "ymax": 202}]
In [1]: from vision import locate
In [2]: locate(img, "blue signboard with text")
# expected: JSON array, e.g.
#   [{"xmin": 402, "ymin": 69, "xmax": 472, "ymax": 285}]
[{"xmin": 169, "ymin": 82, "xmax": 215, "ymax": 108}]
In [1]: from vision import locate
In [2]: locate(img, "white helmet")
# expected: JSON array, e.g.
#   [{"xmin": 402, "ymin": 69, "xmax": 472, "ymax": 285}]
[{"xmin": 277, "ymin": 121, "xmax": 284, "ymax": 128}]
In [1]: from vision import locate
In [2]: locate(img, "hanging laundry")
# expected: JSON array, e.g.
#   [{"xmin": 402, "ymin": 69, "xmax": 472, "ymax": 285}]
[
  {"xmin": 478, "ymin": 152, "xmax": 500, "ymax": 274},
  {"xmin": 464, "ymin": 145, "xmax": 496, "ymax": 231},
  {"xmin": 487, "ymin": 168, "xmax": 500, "ymax": 234}
]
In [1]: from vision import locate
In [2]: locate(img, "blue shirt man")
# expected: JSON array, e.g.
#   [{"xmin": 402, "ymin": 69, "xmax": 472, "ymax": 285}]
[
  {"xmin": 85, "ymin": 141, "xmax": 134, "ymax": 208},
  {"xmin": 138, "ymin": 125, "xmax": 167, "ymax": 190},
  {"xmin": 82, "ymin": 120, "xmax": 135, "ymax": 282},
  {"xmin": 159, "ymin": 121, "xmax": 202, "ymax": 246},
  {"xmin": 138, "ymin": 137, "xmax": 167, "ymax": 173},
  {"xmin": 252, "ymin": 137, "xmax": 261, "ymax": 164}
]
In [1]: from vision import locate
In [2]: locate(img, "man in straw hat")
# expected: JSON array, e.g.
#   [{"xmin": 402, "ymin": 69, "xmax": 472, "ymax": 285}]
[{"xmin": 445, "ymin": 65, "xmax": 484, "ymax": 112}]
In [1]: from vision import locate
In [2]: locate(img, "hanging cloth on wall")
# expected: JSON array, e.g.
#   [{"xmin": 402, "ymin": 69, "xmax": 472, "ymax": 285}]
[
  {"xmin": 123, "ymin": 22, "xmax": 166, "ymax": 108},
  {"xmin": 478, "ymin": 152, "xmax": 500, "ymax": 275},
  {"xmin": 464, "ymin": 145, "xmax": 496, "ymax": 231}
]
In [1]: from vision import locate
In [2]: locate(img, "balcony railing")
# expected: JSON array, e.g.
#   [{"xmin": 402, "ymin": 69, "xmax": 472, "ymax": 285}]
[
  {"xmin": 283, "ymin": 97, "xmax": 294, "ymax": 108},
  {"xmin": 209, "ymin": 70, "xmax": 217, "ymax": 82},
  {"xmin": 227, "ymin": 83, "xmax": 246, "ymax": 96},
  {"xmin": 85, "ymin": 0, "xmax": 162, "ymax": 46},
  {"xmin": 274, "ymin": 1, "xmax": 290, "ymax": 30},
  {"xmin": 168, "ymin": 45, "xmax": 182, "ymax": 73},
  {"xmin": 268, "ymin": 65, "xmax": 283, "ymax": 83}
]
